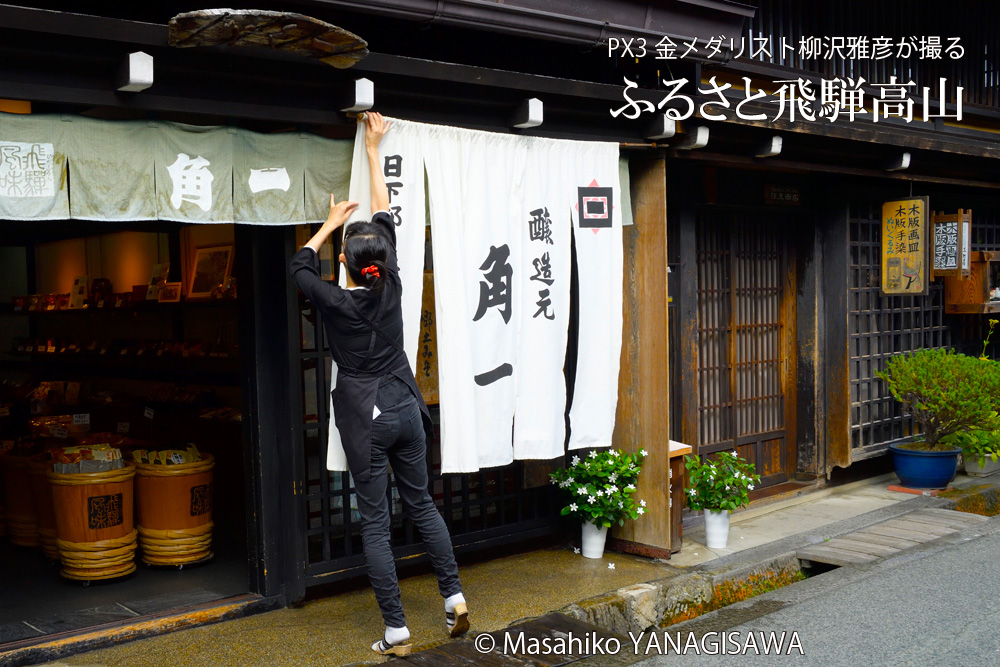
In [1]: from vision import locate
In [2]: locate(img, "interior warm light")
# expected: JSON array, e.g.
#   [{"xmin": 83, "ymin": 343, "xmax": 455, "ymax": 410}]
[
  {"xmin": 35, "ymin": 239, "xmax": 87, "ymax": 294},
  {"xmin": 104, "ymin": 232, "xmax": 162, "ymax": 292},
  {"xmin": 0, "ymin": 99, "xmax": 31, "ymax": 114}
]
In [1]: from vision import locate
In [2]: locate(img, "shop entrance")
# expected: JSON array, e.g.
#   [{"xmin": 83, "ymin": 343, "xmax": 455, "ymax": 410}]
[
  {"xmin": 0, "ymin": 221, "xmax": 250, "ymax": 647},
  {"xmin": 693, "ymin": 210, "xmax": 798, "ymax": 488}
]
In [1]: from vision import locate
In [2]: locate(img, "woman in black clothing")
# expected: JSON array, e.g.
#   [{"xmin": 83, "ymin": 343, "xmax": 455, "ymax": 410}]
[{"xmin": 289, "ymin": 113, "xmax": 468, "ymax": 656}]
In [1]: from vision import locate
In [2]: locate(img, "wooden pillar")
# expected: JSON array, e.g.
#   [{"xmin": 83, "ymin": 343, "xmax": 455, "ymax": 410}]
[
  {"xmin": 610, "ymin": 153, "xmax": 670, "ymax": 557},
  {"xmin": 677, "ymin": 208, "xmax": 699, "ymax": 450},
  {"xmin": 794, "ymin": 209, "xmax": 822, "ymax": 478},
  {"xmin": 821, "ymin": 203, "xmax": 852, "ymax": 473}
]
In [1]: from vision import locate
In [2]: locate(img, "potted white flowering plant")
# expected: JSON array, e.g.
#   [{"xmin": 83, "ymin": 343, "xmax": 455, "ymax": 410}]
[
  {"xmin": 549, "ymin": 448, "xmax": 647, "ymax": 558},
  {"xmin": 684, "ymin": 451, "xmax": 760, "ymax": 549}
]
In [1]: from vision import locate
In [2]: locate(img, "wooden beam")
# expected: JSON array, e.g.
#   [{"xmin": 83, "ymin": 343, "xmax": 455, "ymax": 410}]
[
  {"xmin": 0, "ymin": 5, "xmax": 165, "ymax": 45},
  {"xmin": 355, "ymin": 53, "xmax": 641, "ymax": 102},
  {"xmin": 239, "ymin": 225, "xmax": 301, "ymax": 600},
  {"xmin": 0, "ymin": 81, "xmax": 349, "ymax": 125},
  {"xmin": 612, "ymin": 154, "xmax": 670, "ymax": 552},
  {"xmin": 781, "ymin": 221, "xmax": 798, "ymax": 479},
  {"xmin": 678, "ymin": 207, "xmax": 700, "ymax": 450},
  {"xmin": 671, "ymin": 151, "xmax": 1000, "ymax": 191},
  {"xmin": 821, "ymin": 202, "xmax": 852, "ymax": 473},
  {"xmin": 702, "ymin": 97, "xmax": 1000, "ymax": 159},
  {"xmin": 794, "ymin": 204, "xmax": 822, "ymax": 477}
]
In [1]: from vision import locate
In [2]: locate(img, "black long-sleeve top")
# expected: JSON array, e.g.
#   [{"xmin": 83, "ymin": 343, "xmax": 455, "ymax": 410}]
[{"xmin": 289, "ymin": 211, "xmax": 431, "ymax": 480}]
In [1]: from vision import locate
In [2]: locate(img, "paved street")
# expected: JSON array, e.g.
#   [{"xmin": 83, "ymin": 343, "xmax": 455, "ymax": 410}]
[
  {"xmin": 25, "ymin": 482, "xmax": 997, "ymax": 667},
  {"xmin": 634, "ymin": 521, "xmax": 1000, "ymax": 666}
]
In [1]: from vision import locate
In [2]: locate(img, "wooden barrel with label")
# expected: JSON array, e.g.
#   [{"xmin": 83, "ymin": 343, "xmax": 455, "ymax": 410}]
[
  {"xmin": 1, "ymin": 452, "xmax": 40, "ymax": 547},
  {"xmin": 135, "ymin": 454, "xmax": 214, "ymax": 566},
  {"xmin": 29, "ymin": 455, "xmax": 59, "ymax": 560},
  {"xmin": 48, "ymin": 462, "xmax": 136, "ymax": 581}
]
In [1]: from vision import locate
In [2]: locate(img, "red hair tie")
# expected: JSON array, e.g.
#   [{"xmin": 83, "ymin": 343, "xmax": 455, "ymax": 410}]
[{"xmin": 361, "ymin": 265, "xmax": 380, "ymax": 279}]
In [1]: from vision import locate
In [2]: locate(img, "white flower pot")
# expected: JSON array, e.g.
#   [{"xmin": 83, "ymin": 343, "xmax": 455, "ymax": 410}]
[
  {"xmin": 965, "ymin": 456, "xmax": 1000, "ymax": 477},
  {"xmin": 704, "ymin": 509, "xmax": 731, "ymax": 549},
  {"xmin": 581, "ymin": 522, "xmax": 609, "ymax": 559}
]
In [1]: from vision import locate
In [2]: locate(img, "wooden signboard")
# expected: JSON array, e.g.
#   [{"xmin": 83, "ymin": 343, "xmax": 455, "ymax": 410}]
[
  {"xmin": 881, "ymin": 197, "xmax": 929, "ymax": 295},
  {"xmin": 961, "ymin": 210, "xmax": 972, "ymax": 277},
  {"xmin": 168, "ymin": 10, "xmax": 368, "ymax": 69},
  {"xmin": 416, "ymin": 271, "xmax": 439, "ymax": 405},
  {"xmin": 931, "ymin": 210, "xmax": 965, "ymax": 279}
]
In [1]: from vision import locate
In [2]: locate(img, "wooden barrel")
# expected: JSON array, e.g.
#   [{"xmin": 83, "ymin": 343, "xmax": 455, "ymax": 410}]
[
  {"xmin": 1, "ymin": 452, "xmax": 39, "ymax": 547},
  {"xmin": 29, "ymin": 456, "xmax": 59, "ymax": 560},
  {"xmin": 135, "ymin": 454, "xmax": 214, "ymax": 566},
  {"xmin": 48, "ymin": 462, "xmax": 136, "ymax": 581}
]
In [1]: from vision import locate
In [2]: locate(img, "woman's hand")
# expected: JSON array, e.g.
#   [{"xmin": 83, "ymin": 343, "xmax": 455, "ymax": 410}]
[
  {"xmin": 304, "ymin": 195, "xmax": 358, "ymax": 254},
  {"xmin": 364, "ymin": 111, "xmax": 391, "ymax": 152},
  {"xmin": 324, "ymin": 194, "xmax": 359, "ymax": 231}
]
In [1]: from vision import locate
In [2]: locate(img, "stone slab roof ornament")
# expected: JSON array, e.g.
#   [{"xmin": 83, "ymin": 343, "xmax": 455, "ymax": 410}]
[{"xmin": 168, "ymin": 8, "xmax": 368, "ymax": 68}]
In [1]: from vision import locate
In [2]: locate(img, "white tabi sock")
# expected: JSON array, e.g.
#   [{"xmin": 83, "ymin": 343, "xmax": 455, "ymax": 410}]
[
  {"xmin": 384, "ymin": 625, "xmax": 410, "ymax": 645},
  {"xmin": 444, "ymin": 592, "xmax": 466, "ymax": 613}
]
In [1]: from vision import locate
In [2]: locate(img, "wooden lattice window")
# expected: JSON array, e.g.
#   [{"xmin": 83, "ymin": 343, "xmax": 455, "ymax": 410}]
[
  {"xmin": 848, "ymin": 205, "xmax": 950, "ymax": 457},
  {"xmin": 695, "ymin": 212, "xmax": 791, "ymax": 487},
  {"xmin": 969, "ymin": 209, "xmax": 1000, "ymax": 253}
]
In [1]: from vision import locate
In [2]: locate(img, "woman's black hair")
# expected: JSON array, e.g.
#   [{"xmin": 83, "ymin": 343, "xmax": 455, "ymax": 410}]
[{"xmin": 343, "ymin": 221, "xmax": 390, "ymax": 291}]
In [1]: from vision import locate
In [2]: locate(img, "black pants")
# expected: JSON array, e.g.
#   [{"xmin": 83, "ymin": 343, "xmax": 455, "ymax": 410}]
[{"xmin": 353, "ymin": 375, "xmax": 462, "ymax": 628}]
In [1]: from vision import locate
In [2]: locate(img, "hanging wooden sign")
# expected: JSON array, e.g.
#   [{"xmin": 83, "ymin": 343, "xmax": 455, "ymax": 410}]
[
  {"xmin": 881, "ymin": 197, "xmax": 929, "ymax": 295},
  {"xmin": 931, "ymin": 209, "xmax": 965, "ymax": 279},
  {"xmin": 416, "ymin": 271, "xmax": 439, "ymax": 405},
  {"xmin": 961, "ymin": 209, "xmax": 972, "ymax": 277},
  {"xmin": 168, "ymin": 10, "xmax": 368, "ymax": 69}
]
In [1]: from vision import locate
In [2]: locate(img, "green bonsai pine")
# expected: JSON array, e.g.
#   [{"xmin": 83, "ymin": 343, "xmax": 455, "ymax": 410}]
[{"xmin": 876, "ymin": 347, "xmax": 1000, "ymax": 451}]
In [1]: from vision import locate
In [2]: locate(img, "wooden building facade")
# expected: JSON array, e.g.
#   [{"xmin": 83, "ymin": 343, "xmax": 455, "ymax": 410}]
[
  {"xmin": 2, "ymin": 0, "xmax": 1000, "ymax": 661},
  {"xmin": 666, "ymin": 1, "xmax": 1000, "ymax": 500}
]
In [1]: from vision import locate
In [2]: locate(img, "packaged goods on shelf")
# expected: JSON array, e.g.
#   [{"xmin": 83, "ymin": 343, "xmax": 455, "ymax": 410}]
[
  {"xmin": 50, "ymin": 443, "xmax": 124, "ymax": 473},
  {"xmin": 198, "ymin": 406, "xmax": 242, "ymax": 422},
  {"xmin": 29, "ymin": 414, "xmax": 90, "ymax": 439},
  {"xmin": 131, "ymin": 443, "xmax": 201, "ymax": 465}
]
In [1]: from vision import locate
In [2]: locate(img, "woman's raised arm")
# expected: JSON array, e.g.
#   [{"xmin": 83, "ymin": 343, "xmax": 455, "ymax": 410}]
[{"xmin": 364, "ymin": 112, "xmax": 392, "ymax": 215}]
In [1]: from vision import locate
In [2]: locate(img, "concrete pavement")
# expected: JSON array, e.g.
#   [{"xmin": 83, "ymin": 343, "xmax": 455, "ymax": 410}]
[
  {"xmin": 30, "ymin": 471, "xmax": 991, "ymax": 667},
  {"xmin": 34, "ymin": 549, "xmax": 668, "ymax": 667},
  {"xmin": 670, "ymin": 473, "xmax": 905, "ymax": 568},
  {"xmin": 634, "ymin": 505, "xmax": 1000, "ymax": 665}
]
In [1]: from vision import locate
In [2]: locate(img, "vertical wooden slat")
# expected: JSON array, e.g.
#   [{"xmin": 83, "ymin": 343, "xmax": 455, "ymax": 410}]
[{"xmin": 611, "ymin": 155, "xmax": 670, "ymax": 553}]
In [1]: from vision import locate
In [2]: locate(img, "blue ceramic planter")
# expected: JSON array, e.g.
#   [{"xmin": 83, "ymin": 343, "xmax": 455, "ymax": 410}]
[{"xmin": 889, "ymin": 443, "xmax": 960, "ymax": 489}]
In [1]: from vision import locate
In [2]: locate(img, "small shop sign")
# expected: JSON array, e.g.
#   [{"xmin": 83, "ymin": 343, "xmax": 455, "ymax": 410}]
[
  {"xmin": 931, "ymin": 209, "xmax": 972, "ymax": 279},
  {"xmin": 881, "ymin": 197, "xmax": 930, "ymax": 295},
  {"xmin": 764, "ymin": 185, "xmax": 801, "ymax": 205}
]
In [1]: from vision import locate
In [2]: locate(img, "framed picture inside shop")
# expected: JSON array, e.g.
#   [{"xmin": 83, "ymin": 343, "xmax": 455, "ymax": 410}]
[
  {"xmin": 157, "ymin": 282, "xmax": 182, "ymax": 303},
  {"xmin": 189, "ymin": 245, "xmax": 233, "ymax": 299}
]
